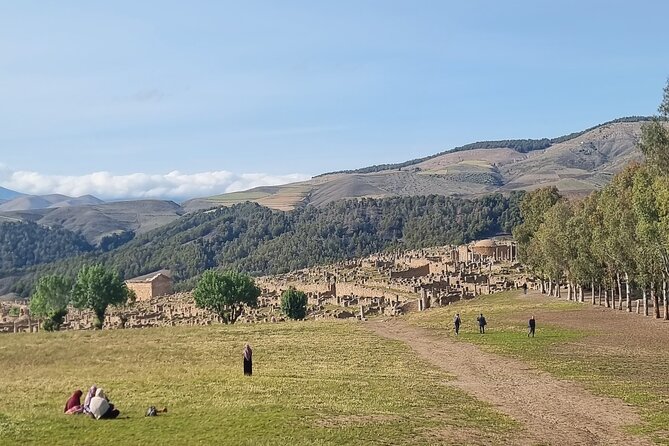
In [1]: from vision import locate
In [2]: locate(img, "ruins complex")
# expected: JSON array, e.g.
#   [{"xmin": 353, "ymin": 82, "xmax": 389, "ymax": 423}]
[{"xmin": 1, "ymin": 239, "xmax": 522, "ymax": 333}]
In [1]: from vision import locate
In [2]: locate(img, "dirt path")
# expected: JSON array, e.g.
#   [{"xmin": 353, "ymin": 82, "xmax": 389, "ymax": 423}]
[{"xmin": 367, "ymin": 319, "xmax": 650, "ymax": 446}]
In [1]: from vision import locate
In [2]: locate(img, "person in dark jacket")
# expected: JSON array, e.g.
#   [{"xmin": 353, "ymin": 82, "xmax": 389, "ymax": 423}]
[
  {"xmin": 523, "ymin": 282, "xmax": 528, "ymax": 294},
  {"xmin": 243, "ymin": 343, "xmax": 253, "ymax": 376},
  {"xmin": 477, "ymin": 313, "xmax": 487, "ymax": 334},
  {"xmin": 453, "ymin": 314, "xmax": 461, "ymax": 336},
  {"xmin": 528, "ymin": 316, "xmax": 536, "ymax": 337}
]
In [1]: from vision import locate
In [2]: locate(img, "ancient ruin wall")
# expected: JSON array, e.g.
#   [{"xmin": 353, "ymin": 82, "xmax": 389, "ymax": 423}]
[
  {"xmin": 390, "ymin": 264, "xmax": 430, "ymax": 279},
  {"xmin": 127, "ymin": 283, "xmax": 154, "ymax": 301},
  {"xmin": 151, "ymin": 276, "xmax": 173, "ymax": 298}
]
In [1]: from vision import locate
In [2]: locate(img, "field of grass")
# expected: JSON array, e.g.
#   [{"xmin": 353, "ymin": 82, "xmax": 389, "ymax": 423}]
[
  {"xmin": 0, "ymin": 321, "xmax": 517, "ymax": 445},
  {"xmin": 207, "ymin": 191, "xmax": 272, "ymax": 204},
  {"xmin": 407, "ymin": 291, "xmax": 669, "ymax": 444}
]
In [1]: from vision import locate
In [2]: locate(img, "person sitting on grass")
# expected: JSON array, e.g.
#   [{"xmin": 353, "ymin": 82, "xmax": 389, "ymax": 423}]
[
  {"xmin": 83, "ymin": 385, "xmax": 97, "ymax": 415},
  {"xmin": 64, "ymin": 389, "xmax": 84, "ymax": 414},
  {"xmin": 88, "ymin": 388, "xmax": 120, "ymax": 419}
]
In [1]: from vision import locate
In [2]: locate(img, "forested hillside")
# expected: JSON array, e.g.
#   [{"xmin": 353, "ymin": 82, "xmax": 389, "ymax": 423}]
[
  {"xmin": 5, "ymin": 193, "xmax": 523, "ymax": 296},
  {"xmin": 0, "ymin": 221, "xmax": 93, "ymax": 272}
]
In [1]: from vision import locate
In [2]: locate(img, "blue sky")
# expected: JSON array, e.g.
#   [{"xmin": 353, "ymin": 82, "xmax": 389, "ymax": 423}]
[{"xmin": 1, "ymin": 0, "xmax": 668, "ymax": 199}]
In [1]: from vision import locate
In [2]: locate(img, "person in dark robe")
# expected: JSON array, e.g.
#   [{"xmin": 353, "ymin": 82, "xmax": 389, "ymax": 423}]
[
  {"xmin": 523, "ymin": 283, "xmax": 528, "ymax": 294},
  {"xmin": 453, "ymin": 313, "xmax": 461, "ymax": 336},
  {"xmin": 64, "ymin": 389, "xmax": 83, "ymax": 414},
  {"xmin": 528, "ymin": 316, "xmax": 536, "ymax": 337},
  {"xmin": 477, "ymin": 313, "xmax": 487, "ymax": 334},
  {"xmin": 243, "ymin": 343, "xmax": 253, "ymax": 376}
]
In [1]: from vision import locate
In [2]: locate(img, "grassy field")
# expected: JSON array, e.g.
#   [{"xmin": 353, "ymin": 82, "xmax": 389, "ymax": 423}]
[
  {"xmin": 0, "ymin": 320, "xmax": 516, "ymax": 445},
  {"xmin": 407, "ymin": 291, "xmax": 669, "ymax": 444}
]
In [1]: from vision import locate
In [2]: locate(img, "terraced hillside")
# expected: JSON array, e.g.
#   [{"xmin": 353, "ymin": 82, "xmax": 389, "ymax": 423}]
[{"xmin": 186, "ymin": 119, "xmax": 648, "ymax": 211}]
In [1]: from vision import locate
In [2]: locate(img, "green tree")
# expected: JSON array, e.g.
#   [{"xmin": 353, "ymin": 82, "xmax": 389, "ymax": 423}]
[
  {"xmin": 570, "ymin": 194, "xmax": 605, "ymax": 304},
  {"xmin": 639, "ymin": 79, "xmax": 669, "ymax": 174},
  {"xmin": 533, "ymin": 201, "xmax": 572, "ymax": 297},
  {"xmin": 280, "ymin": 288, "xmax": 308, "ymax": 320},
  {"xmin": 632, "ymin": 166, "xmax": 666, "ymax": 317},
  {"xmin": 29, "ymin": 275, "xmax": 73, "ymax": 331},
  {"xmin": 193, "ymin": 270, "xmax": 260, "ymax": 324},
  {"xmin": 513, "ymin": 186, "xmax": 562, "ymax": 265},
  {"xmin": 71, "ymin": 264, "xmax": 131, "ymax": 329}
]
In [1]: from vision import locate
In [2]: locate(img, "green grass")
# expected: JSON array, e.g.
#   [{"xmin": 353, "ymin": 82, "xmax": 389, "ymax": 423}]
[
  {"xmin": 0, "ymin": 321, "xmax": 517, "ymax": 445},
  {"xmin": 407, "ymin": 292, "xmax": 669, "ymax": 444}
]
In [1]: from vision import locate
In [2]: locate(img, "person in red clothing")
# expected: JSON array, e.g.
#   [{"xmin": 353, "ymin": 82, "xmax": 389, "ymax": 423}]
[{"xmin": 64, "ymin": 389, "xmax": 83, "ymax": 414}]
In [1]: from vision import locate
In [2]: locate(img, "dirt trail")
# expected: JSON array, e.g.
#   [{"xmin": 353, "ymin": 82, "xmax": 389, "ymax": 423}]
[{"xmin": 367, "ymin": 319, "xmax": 650, "ymax": 446}]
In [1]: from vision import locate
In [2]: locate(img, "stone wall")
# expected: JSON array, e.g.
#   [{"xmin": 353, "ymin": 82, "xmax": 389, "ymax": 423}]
[
  {"xmin": 390, "ymin": 264, "xmax": 430, "ymax": 279},
  {"xmin": 128, "ymin": 283, "xmax": 154, "ymax": 301}
]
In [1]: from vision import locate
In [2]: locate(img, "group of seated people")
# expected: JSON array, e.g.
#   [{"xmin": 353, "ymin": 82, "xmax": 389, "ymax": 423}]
[{"xmin": 64, "ymin": 385, "xmax": 121, "ymax": 419}]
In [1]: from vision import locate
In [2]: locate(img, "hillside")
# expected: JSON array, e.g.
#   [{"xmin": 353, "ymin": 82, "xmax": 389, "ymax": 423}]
[
  {"xmin": 3, "ymin": 194, "xmax": 523, "ymax": 296},
  {"xmin": 0, "ymin": 200, "xmax": 184, "ymax": 245},
  {"xmin": 186, "ymin": 118, "xmax": 649, "ymax": 211},
  {"xmin": 0, "ymin": 193, "xmax": 104, "ymax": 212},
  {"xmin": 0, "ymin": 186, "xmax": 22, "ymax": 201},
  {"xmin": 0, "ymin": 220, "xmax": 93, "ymax": 273}
]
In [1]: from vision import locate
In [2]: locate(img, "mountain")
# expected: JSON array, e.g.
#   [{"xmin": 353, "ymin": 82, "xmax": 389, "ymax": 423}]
[
  {"xmin": 0, "ymin": 186, "xmax": 23, "ymax": 202},
  {"xmin": 0, "ymin": 193, "xmax": 104, "ymax": 212},
  {"xmin": 185, "ymin": 117, "xmax": 650, "ymax": 212},
  {"xmin": 0, "ymin": 200, "xmax": 185, "ymax": 245}
]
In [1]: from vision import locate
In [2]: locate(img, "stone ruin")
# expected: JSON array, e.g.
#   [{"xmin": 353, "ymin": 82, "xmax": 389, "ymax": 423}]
[
  {"xmin": 0, "ymin": 302, "xmax": 40, "ymax": 334},
  {"xmin": 1, "ymin": 239, "xmax": 523, "ymax": 334}
]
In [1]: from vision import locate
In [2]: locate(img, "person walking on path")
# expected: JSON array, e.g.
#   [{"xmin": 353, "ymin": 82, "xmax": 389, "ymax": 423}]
[
  {"xmin": 243, "ymin": 343, "xmax": 253, "ymax": 376},
  {"xmin": 523, "ymin": 282, "xmax": 528, "ymax": 295},
  {"xmin": 453, "ymin": 313, "xmax": 461, "ymax": 336},
  {"xmin": 528, "ymin": 316, "xmax": 536, "ymax": 337},
  {"xmin": 477, "ymin": 313, "xmax": 487, "ymax": 334}
]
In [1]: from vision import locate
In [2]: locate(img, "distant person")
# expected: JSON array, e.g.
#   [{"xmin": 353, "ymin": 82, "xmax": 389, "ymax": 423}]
[
  {"xmin": 243, "ymin": 343, "xmax": 253, "ymax": 376},
  {"xmin": 64, "ymin": 389, "xmax": 83, "ymax": 414},
  {"xmin": 523, "ymin": 283, "xmax": 528, "ymax": 295},
  {"xmin": 453, "ymin": 313, "xmax": 461, "ymax": 336},
  {"xmin": 88, "ymin": 388, "xmax": 120, "ymax": 419},
  {"xmin": 477, "ymin": 313, "xmax": 487, "ymax": 334},
  {"xmin": 528, "ymin": 316, "xmax": 536, "ymax": 337},
  {"xmin": 83, "ymin": 385, "xmax": 97, "ymax": 415}
]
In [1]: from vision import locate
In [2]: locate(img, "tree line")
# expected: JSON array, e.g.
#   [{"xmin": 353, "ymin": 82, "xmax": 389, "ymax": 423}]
[
  {"xmin": 6, "ymin": 193, "xmax": 524, "ymax": 296},
  {"xmin": 30, "ymin": 265, "xmax": 133, "ymax": 330},
  {"xmin": 514, "ymin": 82, "xmax": 669, "ymax": 319}
]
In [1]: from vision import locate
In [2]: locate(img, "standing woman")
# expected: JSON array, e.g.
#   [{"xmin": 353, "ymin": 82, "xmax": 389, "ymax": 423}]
[{"xmin": 243, "ymin": 343, "xmax": 253, "ymax": 376}]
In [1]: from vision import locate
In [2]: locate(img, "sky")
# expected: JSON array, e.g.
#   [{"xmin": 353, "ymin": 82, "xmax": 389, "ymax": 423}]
[{"xmin": 1, "ymin": 0, "xmax": 668, "ymax": 200}]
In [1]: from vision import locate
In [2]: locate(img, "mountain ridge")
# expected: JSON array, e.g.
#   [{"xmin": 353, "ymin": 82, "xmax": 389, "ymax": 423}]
[{"xmin": 187, "ymin": 117, "xmax": 651, "ymax": 212}]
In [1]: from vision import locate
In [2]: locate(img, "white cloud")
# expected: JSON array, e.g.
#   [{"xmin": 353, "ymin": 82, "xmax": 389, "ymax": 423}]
[{"xmin": 0, "ymin": 164, "xmax": 310, "ymax": 201}]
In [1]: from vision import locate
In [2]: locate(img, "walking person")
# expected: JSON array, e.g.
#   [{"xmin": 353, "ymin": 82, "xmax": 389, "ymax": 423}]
[
  {"xmin": 477, "ymin": 313, "xmax": 487, "ymax": 334},
  {"xmin": 528, "ymin": 316, "xmax": 536, "ymax": 337},
  {"xmin": 243, "ymin": 343, "xmax": 253, "ymax": 376},
  {"xmin": 453, "ymin": 313, "xmax": 461, "ymax": 336},
  {"xmin": 523, "ymin": 282, "xmax": 528, "ymax": 295}
]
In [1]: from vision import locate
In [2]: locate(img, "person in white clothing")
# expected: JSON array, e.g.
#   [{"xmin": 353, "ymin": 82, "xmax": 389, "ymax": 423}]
[{"xmin": 88, "ymin": 388, "xmax": 120, "ymax": 419}]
